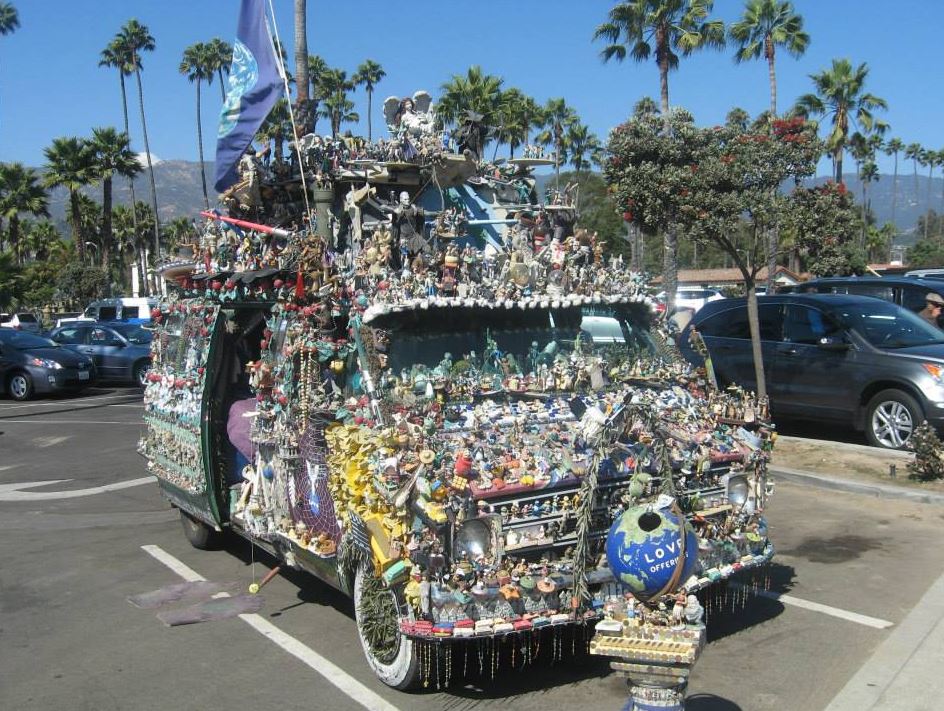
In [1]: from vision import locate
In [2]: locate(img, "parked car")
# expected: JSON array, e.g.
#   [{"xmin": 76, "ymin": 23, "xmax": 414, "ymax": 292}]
[
  {"xmin": 678, "ymin": 293, "xmax": 944, "ymax": 449},
  {"xmin": 49, "ymin": 322, "xmax": 152, "ymax": 386},
  {"xmin": 51, "ymin": 312, "xmax": 94, "ymax": 329},
  {"xmin": 675, "ymin": 286, "xmax": 725, "ymax": 311},
  {"xmin": 83, "ymin": 297, "xmax": 157, "ymax": 324},
  {"xmin": 0, "ymin": 329, "xmax": 96, "ymax": 400},
  {"xmin": 0, "ymin": 312, "xmax": 42, "ymax": 333},
  {"xmin": 905, "ymin": 268, "xmax": 944, "ymax": 280},
  {"xmin": 779, "ymin": 276, "xmax": 944, "ymax": 328}
]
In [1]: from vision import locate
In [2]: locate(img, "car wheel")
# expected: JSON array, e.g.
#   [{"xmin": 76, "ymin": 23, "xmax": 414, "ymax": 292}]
[
  {"xmin": 8, "ymin": 371, "xmax": 33, "ymax": 401},
  {"xmin": 353, "ymin": 565, "xmax": 422, "ymax": 690},
  {"xmin": 133, "ymin": 360, "xmax": 150, "ymax": 387},
  {"xmin": 865, "ymin": 389, "xmax": 921, "ymax": 449},
  {"xmin": 179, "ymin": 510, "xmax": 223, "ymax": 550}
]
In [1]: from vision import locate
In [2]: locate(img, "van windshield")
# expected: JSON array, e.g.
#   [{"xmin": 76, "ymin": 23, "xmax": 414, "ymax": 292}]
[
  {"xmin": 377, "ymin": 304, "xmax": 660, "ymax": 377},
  {"xmin": 826, "ymin": 300, "xmax": 944, "ymax": 349}
]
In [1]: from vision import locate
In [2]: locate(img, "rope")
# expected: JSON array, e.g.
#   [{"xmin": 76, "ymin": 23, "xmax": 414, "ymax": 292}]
[{"xmin": 265, "ymin": 0, "xmax": 314, "ymax": 233}]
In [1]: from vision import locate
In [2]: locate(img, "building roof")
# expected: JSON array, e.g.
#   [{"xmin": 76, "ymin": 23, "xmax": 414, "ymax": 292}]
[{"xmin": 656, "ymin": 265, "xmax": 803, "ymax": 285}]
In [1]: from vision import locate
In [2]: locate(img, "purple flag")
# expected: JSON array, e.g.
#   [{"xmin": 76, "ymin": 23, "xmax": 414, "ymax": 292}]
[{"xmin": 213, "ymin": 0, "xmax": 284, "ymax": 193}]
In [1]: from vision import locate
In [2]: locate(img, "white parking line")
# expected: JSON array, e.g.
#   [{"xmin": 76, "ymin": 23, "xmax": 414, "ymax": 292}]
[
  {"xmin": 141, "ymin": 545, "xmax": 401, "ymax": 711},
  {"xmin": 0, "ymin": 420, "xmax": 141, "ymax": 425},
  {"xmin": 732, "ymin": 583, "xmax": 893, "ymax": 629},
  {"xmin": 0, "ymin": 393, "xmax": 141, "ymax": 410}
]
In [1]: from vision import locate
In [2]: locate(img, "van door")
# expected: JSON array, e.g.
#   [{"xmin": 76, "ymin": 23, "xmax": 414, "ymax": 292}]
[{"xmin": 141, "ymin": 300, "xmax": 224, "ymax": 527}]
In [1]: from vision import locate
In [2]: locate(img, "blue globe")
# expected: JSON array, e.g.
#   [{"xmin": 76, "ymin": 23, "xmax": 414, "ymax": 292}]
[{"xmin": 606, "ymin": 506, "xmax": 698, "ymax": 600}]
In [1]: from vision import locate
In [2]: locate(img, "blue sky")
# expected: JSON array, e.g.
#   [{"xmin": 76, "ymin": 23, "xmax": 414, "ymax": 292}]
[{"xmin": 1, "ymin": 0, "xmax": 941, "ymax": 176}]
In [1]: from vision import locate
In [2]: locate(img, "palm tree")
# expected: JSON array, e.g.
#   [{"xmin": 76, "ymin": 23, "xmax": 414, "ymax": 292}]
[
  {"xmin": 632, "ymin": 96, "xmax": 660, "ymax": 119},
  {"xmin": 437, "ymin": 66, "xmax": 504, "ymax": 129},
  {"xmin": 566, "ymin": 123, "xmax": 601, "ymax": 177},
  {"xmin": 0, "ymin": 2, "xmax": 18, "ymax": 36},
  {"xmin": 180, "ymin": 42, "xmax": 215, "ymax": 209},
  {"xmin": 493, "ymin": 88, "xmax": 535, "ymax": 158},
  {"xmin": 99, "ymin": 38, "xmax": 142, "ymax": 277},
  {"xmin": 921, "ymin": 148, "xmax": 940, "ymax": 240},
  {"xmin": 535, "ymin": 98, "xmax": 578, "ymax": 189},
  {"xmin": 884, "ymin": 137, "xmax": 903, "ymax": 229},
  {"xmin": 258, "ymin": 99, "xmax": 292, "ymax": 160},
  {"xmin": 22, "ymin": 219, "xmax": 60, "ymax": 263},
  {"xmin": 594, "ymin": 0, "xmax": 725, "ymax": 129},
  {"xmin": 206, "ymin": 38, "xmax": 232, "ymax": 101},
  {"xmin": 318, "ymin": 95, "xmax": 359, "ymax": 138},
  {"xmin": 794, "ymin": 59, "xmax": 887, "ymax": 183},
  {"xmin": 725, "ymin": 106, "xmax": 750, "ymax": 129},
  {"xmin": 352, "ymin": 59, "xmax": 386, "ymax": 141},
  {"xmin": 43, "ymin": 137, "xmax": 94, "ymax": 262},
  {"xmin": 905, "ymin": 142, "xmax": 922, "ymax": 200},
  {"xmin": 729, "ymin": 0, "xmax": 809, "ymax": 116},
  {"xmin": 89, "ymin": 127, "xmax": 142, "ymax": 274},
  {"xmin": 117, "ymin": 19, "xmax": 161, "ymax": 262},
  {"xmin": 294, "ymin": 0, "xmax": 310, "ymax": 124},
  {"xmin": 0, "ymin": 163, "xmax": 49, "ymax": 264},
  {"xmin": 307, "ymin": 55, "xmax": 328, "ymax": 133}
]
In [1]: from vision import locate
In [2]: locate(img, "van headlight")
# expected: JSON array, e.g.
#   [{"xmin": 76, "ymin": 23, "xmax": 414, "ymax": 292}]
[
  {"xmin": 726, "ymin": 474, "xmax": 750, "ymax": 508},
  {"xmin": 454, "ymin": 518, "xmax": 495, "ymax": 560}
]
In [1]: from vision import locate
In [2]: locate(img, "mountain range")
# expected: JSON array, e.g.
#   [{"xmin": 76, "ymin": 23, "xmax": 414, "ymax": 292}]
[{"xmin": 43, "ymin": 161, "xmax": 943, "ymax": 246}]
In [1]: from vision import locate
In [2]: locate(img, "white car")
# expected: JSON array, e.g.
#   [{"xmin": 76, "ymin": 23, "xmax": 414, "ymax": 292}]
[
  {"xmin": 0, "ymin": 312, "xmax": 42, "ymax": 333},
  {"xmin": 657, "ymin": 287, "xmax": 725, "ymax": 313}
]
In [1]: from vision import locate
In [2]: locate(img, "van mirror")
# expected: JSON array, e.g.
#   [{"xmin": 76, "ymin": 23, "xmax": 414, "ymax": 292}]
[{"xmin": 817, "ymin": 335, "xmax": 850, "ymax": 351}]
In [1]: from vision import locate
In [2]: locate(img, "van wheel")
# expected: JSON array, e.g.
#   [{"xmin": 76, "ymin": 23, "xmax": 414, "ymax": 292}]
[
  {"xmin": 865, "ymin": 389, "xmax": 921, "ymax": 449},
  {"xmin": 133, "ymin": 360, "xmax": 150, "ymax": 387},
  {"xmin": 8, "ymin": 371, "xmax": 33, "ymax": 401},
  {"xmin": 353, "ymin": 566, "xmax": 421, "ymax": 689},
  {"xmin": 179, "ymin": 510, "xmax": 222, "ymax": 550}
]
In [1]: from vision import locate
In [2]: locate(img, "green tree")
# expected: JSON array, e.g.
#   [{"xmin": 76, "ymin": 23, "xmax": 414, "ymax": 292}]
[
  {"xmin": 0, "ymin": 2, "xmax": 18, "ymax": 35},
  {"xmin": 904, "ymin": 142, "xmax": 923, "ymax": 202},
  {"xmin": 437, "ymin": 66, "xmax": 504, "ymax": 129},
  {"xmin": 318, "ymin": 67, "xmax": 355, "ymax": 137},
  {"xmin": 353, "ymin": 59, "xmax": 386, "ymax": 141},
  {"xmin": 206, "ymin": 37, "xmax": 232, "ymax": 101},
  {"xmin": 795, "ymin": 59, "xmax": 887, "ymax": 182},
  {"xmin": 884, "ymin": 137, "xmax": 904, "ymax": 229},
  {"xmin": 23, "ymin": 219, "xmax": 61, "ymax": 263},
  {"xmin": 43, "ymin": 137, "xmax": 94, "ymax": 262},
  {"xmin": 593, "ymin": 0, "xmax": 725, "ymax": 126},
  {"xmin": 535, "ymin": 97, "xmax": 579, "ymax": 189},
  {"xmin": 307, "ymin": 54, "xmax": 329, "ymax": 133},
  {"xmin": 729, "ymin": 0, "xmax": 809, "ymax": 116},
  {"xmin": 88, "ymin": 127, "xmax": 142, "ymax": 275},
  {"xmin": 56, "ymin": 262, "xmax": 108, "ymax": 308},
  {"xmin": 180, "ymin": 42, "xmax": 215, "ymax": 209},
  {"xmin": 922, "ymin": 148, "xmax": 941, "ymax": 238},
  {"xmin": 258, "ymin": 98, "xmax": 292, "ymax": 161},
  {"xmin": 786, "ymin": 182, "xmax": 862, "ymax": 276},
  {"xmin": 566, "ymin": 123, "xmax": 602, "ymax": 189},
  {"xmin": 0, "ymin": 163, "xmax": 49, "ymax": 264},
  {"xmin": 294, "ymin": 0, "xmax": 310, "ymax": 126},
  {"xmin": 99, "ymin": 38, "xmax": 142, "ymax": 272},
  {"xmin": 116, "ymin": 19, "xmax": 161, "ymax": 260}
]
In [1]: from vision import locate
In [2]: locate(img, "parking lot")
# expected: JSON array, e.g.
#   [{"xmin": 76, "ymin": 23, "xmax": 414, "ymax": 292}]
[{"xmin": 2, "ymin": 389, "xmax": 943, "ymax": 711}]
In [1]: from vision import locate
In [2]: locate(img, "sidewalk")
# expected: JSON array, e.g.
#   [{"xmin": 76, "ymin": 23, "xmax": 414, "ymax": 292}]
[
  {"xmin": 823, "ymin": 568, "xmax": 944, "ymax": 711},
  {"xmin": 766, "ymin": 435, "xmax": 944, "ymax": 710}
]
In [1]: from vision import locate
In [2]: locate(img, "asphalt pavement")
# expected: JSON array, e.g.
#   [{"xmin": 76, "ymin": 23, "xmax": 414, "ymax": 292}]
[{"xmin": 2, "ymin": 389, "xmax": 943, "ymax": 711}]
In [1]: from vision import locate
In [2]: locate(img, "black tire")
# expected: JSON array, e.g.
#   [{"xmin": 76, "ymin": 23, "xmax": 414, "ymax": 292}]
[
  {"xmin": 865, "ymin": 388, "xmax": 922, "ymax": 449},
  {"xmin": 133, "ymin": 360, "xmax": 150, "ymax": 387},
  {"xmin": 179, "ymin": 510, "xmax": 223, "ymax": 550},
  {"xmin": 353, "ymin": 566, "xmax": 421, "ymax": 690},
  {"xmin": 8, "ymin": 371, "xmax": 33, "ymax": 401}
]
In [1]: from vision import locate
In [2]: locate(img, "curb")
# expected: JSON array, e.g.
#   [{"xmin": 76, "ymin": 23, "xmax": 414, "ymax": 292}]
[{"xmin": 770, "ymin": 466, "xmax": 944, "ymax": 506}]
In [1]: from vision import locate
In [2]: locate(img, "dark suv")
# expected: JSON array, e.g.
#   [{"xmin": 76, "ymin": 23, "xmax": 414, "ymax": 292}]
[
  {"xmin": 779, "ymin": 276, "xmax": 944, "ymax": 328},
  {"xmin": 678, "ymin": 293, "xmax": 944, "ymax": 449}
]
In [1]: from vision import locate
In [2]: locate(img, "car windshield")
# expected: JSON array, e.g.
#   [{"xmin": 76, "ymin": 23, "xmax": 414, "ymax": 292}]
[
  {"xmin": 826, "ymin": 300, "xmax": 944, "ymax": 349},
  {"xmin": 377, "ymin": 304, "xmax": 662, "ymax": 385},
  {"xmin": 0, "ymin": 331, "xmax": 58, "ymax": 349},
  {"xmin": 110, "ymin": 324, "xmax": 152, "ymax": 344},
  {"xmin": 16, "ymin": 313, "xmax": 37, "ymax": 322}
]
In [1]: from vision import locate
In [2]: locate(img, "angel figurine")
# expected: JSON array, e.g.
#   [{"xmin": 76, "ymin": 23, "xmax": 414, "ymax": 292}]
[{"xmin": 383, "ymin": 91, "xmax": 436, "ymax": 138}]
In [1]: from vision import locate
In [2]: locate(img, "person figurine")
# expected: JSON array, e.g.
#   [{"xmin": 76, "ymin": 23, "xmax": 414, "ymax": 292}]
[{"xmin": 917, "ymin": 292, "xmax": 944, "ymax": 327}]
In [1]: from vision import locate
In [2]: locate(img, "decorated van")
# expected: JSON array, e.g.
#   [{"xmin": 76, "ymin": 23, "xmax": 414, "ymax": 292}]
[{"xmin": 140, "ymin": 102, "xmax": 775, "ymax": 690}]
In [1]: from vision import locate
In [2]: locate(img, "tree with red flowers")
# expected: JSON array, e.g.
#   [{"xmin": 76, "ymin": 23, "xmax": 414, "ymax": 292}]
[{"xmin": 783, "ymin": 181, "xmax": 862, "ymax": 277}]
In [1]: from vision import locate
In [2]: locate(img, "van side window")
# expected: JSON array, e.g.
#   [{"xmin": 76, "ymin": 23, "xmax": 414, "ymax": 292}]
[
  {"xmin": 846, "ymin": 284, "xmax": 893, "ymax": 302},
  {"xmin": 783, "ymin": 305, "xmax": 841, "ymax": 344},
  {"xmin": 98, "ymin": 306, "xmax": 118, "ymax": 320},
  {"xmin": 698, "ymin": 304, "xmax": 782, "ymax": 340},
  {"xmin": 901, "ymin": 287, "xmax": 931, "ymax": 313}
]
